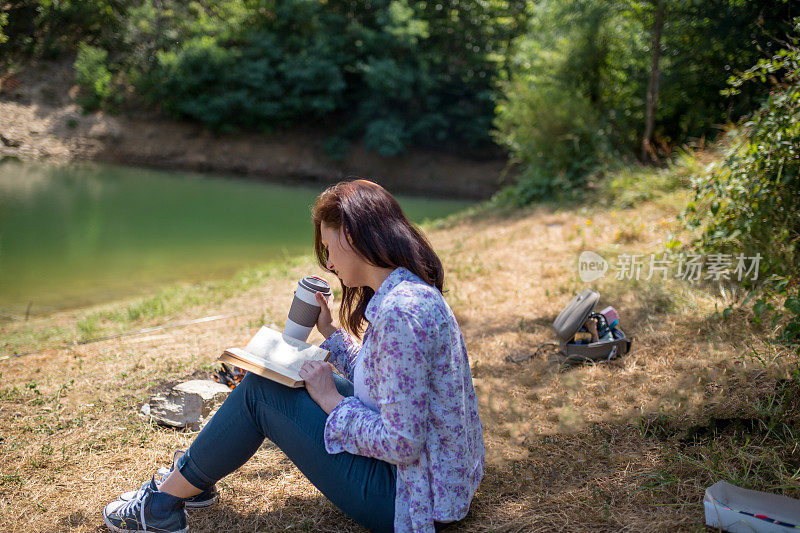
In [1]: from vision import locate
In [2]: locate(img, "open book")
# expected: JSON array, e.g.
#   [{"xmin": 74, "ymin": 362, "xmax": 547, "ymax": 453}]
[{"xmin": 218, "ymin": 326, "xmax": 330, "ymax": 388}]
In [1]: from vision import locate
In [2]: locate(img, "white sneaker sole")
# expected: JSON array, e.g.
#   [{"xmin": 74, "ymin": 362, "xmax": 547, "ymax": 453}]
[
  {"xmin": 102, "ymin": 508, "xmax": 189, "ymax": 533},
  {"xmin": 185, "ymin": 492, "xmax": 219, "ymax": 509}
]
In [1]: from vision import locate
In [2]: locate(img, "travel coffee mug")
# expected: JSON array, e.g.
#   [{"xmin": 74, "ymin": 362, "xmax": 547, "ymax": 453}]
[{"xmin": 283, "ymin": 276, "xmax": 332, "ymax": 342}]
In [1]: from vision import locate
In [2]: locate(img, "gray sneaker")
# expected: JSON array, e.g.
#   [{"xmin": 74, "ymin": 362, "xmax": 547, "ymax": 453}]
[
  {"xmin": 120, "ymin": 475, "xmax": 219, "ymax": 510},
  {"xmin": 120, "ymin": 453, "xmax": 219, "ymax": 510},
  {"xmin": 103, "ymin": 486, "xmax": 188, "ymax": 533}
]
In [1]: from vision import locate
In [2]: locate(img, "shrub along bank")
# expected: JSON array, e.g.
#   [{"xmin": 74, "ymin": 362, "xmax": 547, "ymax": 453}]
[
  {"xmin": 682, "ymin": 24, "xmax": 800, "ymax": 347},
  {"xmin": 1, "ymin": 0, "xmax": 528, "ymax": 158}
]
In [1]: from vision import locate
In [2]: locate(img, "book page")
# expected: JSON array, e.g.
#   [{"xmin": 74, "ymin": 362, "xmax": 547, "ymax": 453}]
[
  {"xmin": 225, "ymin": 348, "xmax": 304, "ymax": 382},
  {"xmin": 237, "ymin": 326, "xmax": 329, "ymax": 379}
]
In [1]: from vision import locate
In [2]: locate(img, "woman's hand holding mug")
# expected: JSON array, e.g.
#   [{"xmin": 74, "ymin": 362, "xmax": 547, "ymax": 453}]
[
  {"xmin": 284, "ymin": 277, "xmax": 331, "ymax": 342},
  {"xmin": 315, "ymin": 291, "xmax": 337, "ymax": 338}
]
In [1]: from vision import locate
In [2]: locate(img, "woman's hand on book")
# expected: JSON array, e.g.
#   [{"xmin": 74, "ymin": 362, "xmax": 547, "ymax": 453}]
[
  {"xmin": 299, "ymin": 360, "xmax": 343, "ymax": 414},
  {"xmin": 315, "ymin": 291, "xmax": 337, "ymax": 338}
]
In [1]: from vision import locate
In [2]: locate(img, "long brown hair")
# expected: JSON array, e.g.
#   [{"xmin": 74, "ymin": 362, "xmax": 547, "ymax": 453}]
[{"xmin": 311, "ymin": 179, "xmax": 444, "ymax": 337}]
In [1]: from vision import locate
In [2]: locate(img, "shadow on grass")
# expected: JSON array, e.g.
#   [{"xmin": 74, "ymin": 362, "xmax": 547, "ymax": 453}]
[{"xmin": 186, "ymin": 495, "xmax": 361, "ymax": 533}]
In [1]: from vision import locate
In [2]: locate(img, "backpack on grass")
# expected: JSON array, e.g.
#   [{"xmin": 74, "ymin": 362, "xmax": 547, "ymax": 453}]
[{"xmin": 508, "ymin": 289, "xmax": 632, "ymax": 364}]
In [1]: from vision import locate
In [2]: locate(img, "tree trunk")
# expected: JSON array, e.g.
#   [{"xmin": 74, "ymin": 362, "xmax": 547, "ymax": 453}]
[{"xmin": 642, "ymin": 0, "xmax": 664, "ymax": 162}]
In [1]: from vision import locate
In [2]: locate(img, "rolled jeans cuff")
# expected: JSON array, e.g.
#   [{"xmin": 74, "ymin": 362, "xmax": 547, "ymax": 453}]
[{"xmin": 175, "ymin": 448, "xmax": 216, "ymax": 491}]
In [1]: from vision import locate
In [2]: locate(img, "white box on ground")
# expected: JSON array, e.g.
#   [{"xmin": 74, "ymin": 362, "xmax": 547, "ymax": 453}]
[{"xmin": 704, "ymin": 481, "xmax": 800, "ymax": 533}]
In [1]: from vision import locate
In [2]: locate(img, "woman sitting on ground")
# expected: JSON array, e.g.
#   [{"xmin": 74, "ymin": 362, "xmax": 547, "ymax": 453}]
[{"xmin": 102, "ymin": 179, "xmax": 485, "ymax": 533}]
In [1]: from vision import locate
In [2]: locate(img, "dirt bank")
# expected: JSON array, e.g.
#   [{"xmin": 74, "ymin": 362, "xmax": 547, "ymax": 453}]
[{"xmin": 0, "ymin": 60, "xmax": 507, "ymax": 199}]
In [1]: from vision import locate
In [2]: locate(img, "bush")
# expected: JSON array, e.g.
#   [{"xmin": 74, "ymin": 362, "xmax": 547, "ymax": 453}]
[
  {"xmin": 123, "ymin": 0, "xmax": 527, "ymax": 154},
  {"xmin": 1, "ymin": 0, "xmax": 128, "ymax": 58},
  {"xmin": 0, "ymin": 12, "xmax": 8, "ymax": 46},
  {"xmin": 493, "ymin": 0, "xmax": 634, "ymax": 201},
  {"xmin": 684, "ymin": 21, "xmax": 800, "ymax": 343},
  {"xmin": 73, "ymin": 42, "xmax": 113, "ymax": 110},
  {"xmin": 143, "ymin": 34, "xmax": 344, "ymax": 132},
  {"xmin": 494, "ymin": 79, "xmax": 612, "ymax": 199},
  {"xmin": 364, "ymin": 117, "xmax": 407, "ymax": 157}
]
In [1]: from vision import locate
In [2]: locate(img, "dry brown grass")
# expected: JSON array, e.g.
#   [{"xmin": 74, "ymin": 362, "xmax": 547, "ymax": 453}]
[{"xmin": 1, "ymin": 195, "xmax": 798, "ymax": 532}]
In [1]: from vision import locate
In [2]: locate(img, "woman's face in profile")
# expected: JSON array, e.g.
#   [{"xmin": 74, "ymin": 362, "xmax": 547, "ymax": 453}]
[{"xmin": 320, "ymin": 222, "xmax": 366, "ymax": 288}]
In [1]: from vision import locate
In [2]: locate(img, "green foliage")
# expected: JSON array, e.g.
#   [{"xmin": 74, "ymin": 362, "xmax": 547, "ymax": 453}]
[
  {"xmin": 494, "ymin": 0, "xmax": 636, "ymax": 198},
  {"xmin": 140, "ymin": 33, "xmax": 344, "ymax": 132},
  {"xmin": 6, "ymin": 0, "xmax": 795, "ymax": 165},
  {"xmin": 1, "ymin": 0, "xmax": 128, "ymax": 58},
  {"xmin": 0, "ymin": 11, "xmax": 8, "ymax": 47},
  {"xmin": 2, "ymin": 0, "xmax": 528, "ymax": 155},
  {"xmin": 684, "ymin": 21, "xmax": 800, "ymax": 343},
  {"xmin": 364, "ymin": 117, "xmax": 407, "ymax": 157},
  {"xmin": 76, "ymin": 313, "xmax": 101, "ymax": 339},
  {"xmin": 73, "ymin": 42, "xmax": 113, "ymax": 110},
  {"xmin": 494, "ymin": 75, "xmax": 613, "ymax": 199},
  {"xmin": 494, "ymin": 0, "xmax": 795, "ymax": 204},
  {"xmin": 83, "ymin": 0, "xmax": 527, "ymax": 154}
]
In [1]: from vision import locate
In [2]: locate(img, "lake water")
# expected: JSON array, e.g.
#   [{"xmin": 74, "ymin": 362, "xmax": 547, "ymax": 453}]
[{"xmin": 0, "ymin": 160, "xmax": 471, "ymax": 317}]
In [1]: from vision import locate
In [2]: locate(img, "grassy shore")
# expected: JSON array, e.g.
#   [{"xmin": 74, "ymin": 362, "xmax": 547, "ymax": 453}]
[{"xmin": 1, "ymin": 161, "xmax": 798, "ymax": 532}]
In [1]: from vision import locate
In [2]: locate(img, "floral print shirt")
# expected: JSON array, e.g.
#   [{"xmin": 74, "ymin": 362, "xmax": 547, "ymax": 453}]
[{"xmin": 321, "ymin": 267, "xmax": 485, "ymax": 532}]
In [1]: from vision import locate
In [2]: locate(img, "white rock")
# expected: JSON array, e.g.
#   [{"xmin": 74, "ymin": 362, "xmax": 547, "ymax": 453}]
[{"xmin": 148, "ymin": 380, "xmax": 231, "ymax": 430}]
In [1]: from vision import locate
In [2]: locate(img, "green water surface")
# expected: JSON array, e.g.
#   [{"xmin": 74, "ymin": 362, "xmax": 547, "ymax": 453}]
[{"xmin": 0, "ymin": 160, "xmax": 471, "ymax": 316}]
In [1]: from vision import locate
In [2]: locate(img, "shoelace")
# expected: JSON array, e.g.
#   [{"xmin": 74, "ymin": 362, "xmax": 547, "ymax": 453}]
[{"xmin": 116, "ymin": 494, "xmax": 149, "ymax": 531}]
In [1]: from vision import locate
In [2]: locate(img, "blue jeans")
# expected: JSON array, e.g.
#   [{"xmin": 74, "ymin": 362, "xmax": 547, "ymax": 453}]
[{"xmin": 175, "ymin": 371, "xmax": 397, "ymax": 532}]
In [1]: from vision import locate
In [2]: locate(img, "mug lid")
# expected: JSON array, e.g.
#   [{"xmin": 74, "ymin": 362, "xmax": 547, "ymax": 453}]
[{"xmin": 300, "ymin": 276, "xmax": 331, "ymax": 294}]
